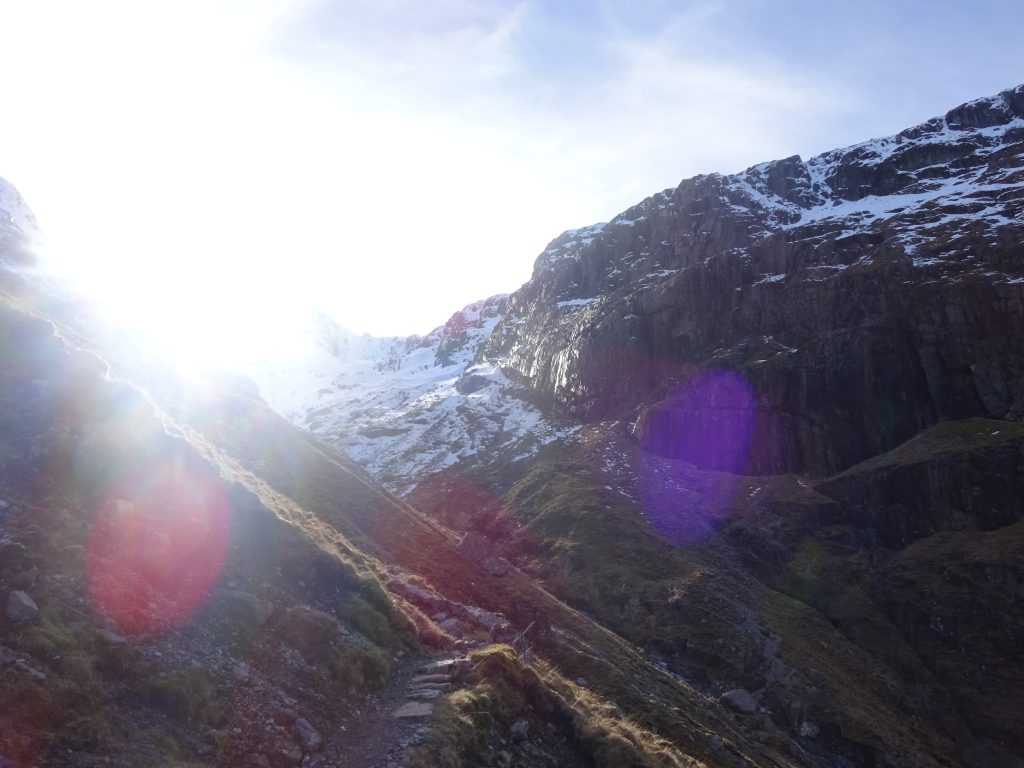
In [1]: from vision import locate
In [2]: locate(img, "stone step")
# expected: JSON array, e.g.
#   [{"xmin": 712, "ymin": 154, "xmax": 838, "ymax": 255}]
[
  {"xmin": 406, "ymin": 689, "xmax": 442, "ymax": 701},
  {"xmin": 410, "ymin": 681, "xmax": 452, "ymax": 692},
  {"xmin": 418, "ymin": 657, "xmax": 467, "ymax": 673},
  {"xmin": 392, "ymin": 702, "xmax": 433, "ymax": 718},
  {"xmin": 410, "ymin": 673, "xmax": 452, "ymax": 684}
]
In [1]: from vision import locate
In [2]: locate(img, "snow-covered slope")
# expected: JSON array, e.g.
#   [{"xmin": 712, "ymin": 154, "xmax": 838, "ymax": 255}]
[
  {"xmin": 247, "ymin": 296, "xmax": 575, "ymax": 493},
  {"xmin": 535, "ymin": 86, "xmax": 1024, "ymax": 284},
  {"xmin": 0, "ymin": 176, "xmax": 41, "ymax": 263}
]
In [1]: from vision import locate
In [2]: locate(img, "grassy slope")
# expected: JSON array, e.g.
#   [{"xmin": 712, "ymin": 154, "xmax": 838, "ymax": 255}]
[
  {"xmin": 167, "ymin": 389, "xmax": 797, "ymax": 767},
  {"xmin": 8, "ymin": 272, "xmax": 1019, "ymax": 767},
  {"xmin": 1, "ymin": 289, "xmax": 791, "ymax": 766},
  {"xmin": 491, "ymin": 449, "xmax": 962, "ymax": 767},
  {"xmin": 0, "ymin": 295, "xmax": 410, "ymax": 764}
]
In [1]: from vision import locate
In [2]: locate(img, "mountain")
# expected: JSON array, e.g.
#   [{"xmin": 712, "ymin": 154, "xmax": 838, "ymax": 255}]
[
  {"xmin": 249, "ymin": 296, "xmax": 576, "ymax": 493},
  {"xmin": 0, "ymin": 84, "xmax": 1022, "ymax": 768},
  {"xmin": 246, "ymin": 84, "xmax": 1024, "ymax": 767},
  {"xmin": 488, "ymin": 85, "xmax": 1024, "ymax": 477},
  {"xmin": 253, "ymin": 83, "xmax": 1024, "ymax": 484},
  {"xmin": 2, "ymin": 182, "xmax": 732, "ymax": 768}
]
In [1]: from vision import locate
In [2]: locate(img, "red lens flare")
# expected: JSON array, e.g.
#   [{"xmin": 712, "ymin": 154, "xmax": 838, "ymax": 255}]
[{"xmin": 86, "ymin": 464, "xmax": 229, "ymax": 635}]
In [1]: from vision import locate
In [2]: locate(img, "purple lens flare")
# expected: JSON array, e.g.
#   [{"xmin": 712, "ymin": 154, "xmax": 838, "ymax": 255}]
[{"xmin": 634, "ymin": 369, "xmax": 756, "ymax": 546}]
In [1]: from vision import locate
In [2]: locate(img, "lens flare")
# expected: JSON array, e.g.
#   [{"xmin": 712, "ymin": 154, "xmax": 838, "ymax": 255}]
[
  {"xmin": 86, "ymin": 464, "xmax": 229, "ymax": 635},
  {"xmin": 636, "ymin": 368, "xmax": 756, "ymax": 546},
  {"xmin": 637, "ymin": 369, "xmax": 755, "ymax": 472}
]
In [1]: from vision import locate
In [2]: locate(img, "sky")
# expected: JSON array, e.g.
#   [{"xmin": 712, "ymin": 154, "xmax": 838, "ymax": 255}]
[{"xmin": 0, "ymin": 0, "xmax": 1021, "ymax": 363}]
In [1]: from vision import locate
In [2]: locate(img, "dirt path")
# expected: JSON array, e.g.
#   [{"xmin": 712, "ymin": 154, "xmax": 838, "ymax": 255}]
[{"xmin": 313, "ymin": 652, "xmax": 462, "ymax": 768}]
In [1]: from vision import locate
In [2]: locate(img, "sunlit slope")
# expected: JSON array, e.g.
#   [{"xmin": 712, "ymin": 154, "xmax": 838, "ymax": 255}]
[
  {"xmin": 145, "ymin": 316, "xmax": 812, "ymax": 768},
  {"xmin": 0, "ymin": 288, "xmax": 816, "ymax": 767},
  {"xmin": 403, "ymin": 415, "xmax": 1024, "ymax": 768}
]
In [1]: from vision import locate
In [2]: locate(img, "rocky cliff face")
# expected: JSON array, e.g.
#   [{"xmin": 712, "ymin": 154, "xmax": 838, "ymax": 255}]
[
  {"xmin": 482, "ymin": 84, "xmax": 1024, "ymax": 476},
  {"xmin": 262, "ymin": 85, "xmax": 1024, "ymax": 486},
  {"xmin": 244, "ymin": 85, "xmax": 1024, "ymax": 768}
]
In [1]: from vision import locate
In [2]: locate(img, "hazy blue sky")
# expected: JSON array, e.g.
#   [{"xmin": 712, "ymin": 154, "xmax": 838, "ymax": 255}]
[{"xmin": 0, "ymin": 1, "xmax": 1020, "ymax": 361}]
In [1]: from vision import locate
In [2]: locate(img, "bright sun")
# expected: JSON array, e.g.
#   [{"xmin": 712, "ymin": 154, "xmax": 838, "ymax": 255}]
[{"xmin": 38, "ymin": 222, "xmax": 317, "ymax": 373}]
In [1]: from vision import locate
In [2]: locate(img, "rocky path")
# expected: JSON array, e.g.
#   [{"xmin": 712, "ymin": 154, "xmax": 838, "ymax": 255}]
[{"xmin": 315, "ymin": 653, "xmax": 467, "ymax": 768}]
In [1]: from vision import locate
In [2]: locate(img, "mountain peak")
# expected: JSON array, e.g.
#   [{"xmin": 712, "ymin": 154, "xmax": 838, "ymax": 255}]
[{"xmin": 944, "ymin": 82, "xmax": 1024, "ymax": 129}]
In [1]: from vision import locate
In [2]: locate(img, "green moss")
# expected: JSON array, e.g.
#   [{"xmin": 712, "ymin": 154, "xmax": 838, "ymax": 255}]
[
  {"xmin": 277, "ymin": 603, "xmax": 392, "ymax": 693},
  {"xmin": 17, "ymin": 617, "xmax": 78, "ymax": 660},
  {"xmin": 409, "ymin": 645, "xmax": 687, "ymax": 768},
  {"xmin": 60, "ymin": 711, "xmax": 114, "ymax": 750},
  {"xmin": 280, "ymin": 606, "xmax": 339, "ymax": 662},
  {"xmin": 0, "ymin": 653, "xmax": 110, "ymax": 751},
  {"xmin": 146, "ymin": 726, "xmax": 183, "ymax": 760},
  {"xmin": 323, "ymin": 639, "xmax": 391, "ymax": 693},
  {"xmin": 135, "ymin": 669, "xmax": 219, "ymax": 726},
  {"xmin": 337, "ymin": 595, "xmax": 394, "ymax": 647},
  {"xmin": 835, "ymin": 417, "xmax": 1024, "ymax": 476}
]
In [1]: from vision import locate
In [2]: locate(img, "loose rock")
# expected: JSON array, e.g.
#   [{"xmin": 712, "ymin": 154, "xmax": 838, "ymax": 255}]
[
  {"xmin": 457, "ymin": 531, "xmax": 493, "ymax": 562},
  {"xmin": 95, "ymin": 628, "xmax": 126, "ymax": 645},
  {"xmin": 392, "ymin": 702, "xmax": 433, "ymax": 718},
  {"xmin": 292, "ymin": 717, "xmax": 322, "ymax": 753},
  {"xmin": 215, "ymin": 589, "xmax": 274, "ymax": 625},
  {"xmin": 407, "ymin": 689, "xmax": 441, "ymax": 701},
  {"xmin": 6, "ymin": 590, "xmax": 38, "ymax": 622},
  {"xmin": 720, "ymin": 689, "xmax": 758, "ymax": 715}
]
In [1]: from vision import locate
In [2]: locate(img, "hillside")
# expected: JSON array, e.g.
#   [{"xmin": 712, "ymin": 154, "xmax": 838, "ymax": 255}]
[
  {"xmin": 249, "ymin": 297, "xmax": 575, "ymax": 494},
  {"xmin": 252, "ymin": 84, "xmax": 1024, "ymax": 485},
  {"xmin": 0, "ymin": 180, "xmax": 799, "ymax": 767},
  {"xmin": 250, "ymin": 85, "xmax": 1024, "ymax": 767},
  {"xmin": 1, "ymin": 84, "xmax": 1022, "ymax": 768}
]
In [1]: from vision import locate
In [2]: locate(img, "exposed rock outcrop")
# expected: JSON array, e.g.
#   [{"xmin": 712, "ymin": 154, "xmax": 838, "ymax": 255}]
[
  {"xmin": 5, "ymin": 590, "xmax": 37, "ymax": 622},
  {"xmin": 483, "ymin": 84, "xmax": 1024, "ymax": 476}
]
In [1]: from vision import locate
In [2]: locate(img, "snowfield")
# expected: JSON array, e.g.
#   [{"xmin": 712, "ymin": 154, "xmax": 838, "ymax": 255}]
[{"xmin": 246, "ymin": 296, "xmax": 575, "ymax": 494}]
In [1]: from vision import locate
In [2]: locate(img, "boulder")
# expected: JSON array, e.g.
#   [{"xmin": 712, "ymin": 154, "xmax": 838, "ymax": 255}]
[
  {"xmin": 214, "ymin": 590, "xmax": 274, "ymax": 626},
  {"xmin": 720, "ymin": 689, "xmax": 758, "ymax": 715},
  {"xmin": 410, "ymin": 681, "xmax": 451, "ymax": 692},
  {"xmin": 457, "ymin": 531, "xmax": 493, "ymax": 562},
  {"xmin": 291, "ymin": 717, "xmax": 322, "ymax": 753},
  {"xmin": 392, "ymin": 701, "xmax": 433, "ymax": 718},
  {"xmin": 388, "ymin": 579, "xmax": 445, "ymax": 612},
  {"xmin": 280, "ymin": 606, "xmax": 341, "ymax": 663},
  {"xmin": 95, "ymin": 628, "xmax": 126, "ymax": 646},
  {"xmin": 455, "ymin": 373, "xmax": 490, "ymax": 394},
  {"xmin": 6, "ymin": 590, "xmax": 38, "ymax": 622},
  {"xmin": 463, "ymin": 606, "xmax": 509, "ymax": 633},
  {"xmin": 439, "ymin": 618, "xmax": 461, "ymax": 635},
  {"xmin": 482, "ymin": 556, "xmax": 513, "ymax": 577},
  {"xmin": 407, "ymin": 688, "xmax": 441, "ymax": 701}
]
